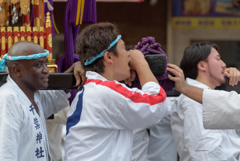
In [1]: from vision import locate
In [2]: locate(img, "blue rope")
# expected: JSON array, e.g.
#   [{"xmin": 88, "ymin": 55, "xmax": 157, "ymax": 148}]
[
  {"xmin": 0, "ymin": 50, "xmax": 49, "ymax": 72},
  {"xmin": 85, "ymin": 35, "xmax": 122, "ymax": 66}
]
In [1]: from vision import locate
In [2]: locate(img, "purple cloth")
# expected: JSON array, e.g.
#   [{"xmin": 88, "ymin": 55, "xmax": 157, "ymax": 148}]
[
  {"xmin": 133, "ymin": 37, "xmax": 174, "ymax": 91},
  {"xmin": 56, "ymin": 0, "xmax": 97, "ymax": 104}
]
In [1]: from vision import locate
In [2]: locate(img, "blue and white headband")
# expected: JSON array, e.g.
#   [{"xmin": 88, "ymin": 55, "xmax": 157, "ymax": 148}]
[
  {"xmin": 0, "ymin": 49, "xmax": 49, "ymax": 72},
  {"xmin": 85, "ymin": 35, "xmax": 122, "ymax": 66}
]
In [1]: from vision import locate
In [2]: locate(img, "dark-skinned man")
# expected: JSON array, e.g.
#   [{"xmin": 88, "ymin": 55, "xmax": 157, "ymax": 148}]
[{"xmin": 0, "ymin": 41, "xmax": 85, "ymax": 161}]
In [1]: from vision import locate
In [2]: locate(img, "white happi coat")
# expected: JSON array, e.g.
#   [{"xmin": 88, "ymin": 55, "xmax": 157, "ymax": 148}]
[
  {"xmin": 132, "ymin": 97, "xmax": 178, "ymax": 161},
  {"xmin": 147, "ymin": 98, "xmax": 178, "ymax": 161},
  {"xmin": 171, "ymin": 78, "xmax": 240, "ymax": 161},
  {"xmin": 203, "ymin": 89, "xmax": 240, "ymax": 129},
  {"xmin": 0, "ymin": 76, "xmax": 70, "ymax": 161},
  {"xmin": 64, "ymin": 71, "xmax": 168, "ymax": 161}
]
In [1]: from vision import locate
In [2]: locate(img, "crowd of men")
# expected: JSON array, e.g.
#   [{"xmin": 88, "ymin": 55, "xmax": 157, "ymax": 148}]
[{"xmin": 1, "ymin": 22, "xmax": 240, "ymax": 161}]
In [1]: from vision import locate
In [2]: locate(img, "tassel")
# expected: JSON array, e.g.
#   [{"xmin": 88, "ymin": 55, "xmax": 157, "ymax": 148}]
[
  {"xmin": 44, "ymin": 0, "xmax": 53, "ymax": 11},
  {"xmin": 52, "ymin": 14, "xmax": 59, "ymax": 34}
]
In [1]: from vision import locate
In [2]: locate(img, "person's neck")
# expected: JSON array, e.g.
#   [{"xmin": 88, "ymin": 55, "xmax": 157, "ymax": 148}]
[
  {"xmin": 195, "ymin": 75, "xmax": 216, "ymax": 89},
  {"xmin": 15, "ymin": 80, "xmax": 35, "ymax": 102},
  {"xmin": 99, "ymin": 68, "xmax": 114, "ymax": 81}
]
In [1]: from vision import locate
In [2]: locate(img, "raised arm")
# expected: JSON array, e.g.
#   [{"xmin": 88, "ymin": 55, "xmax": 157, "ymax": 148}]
[{"xmin": 167, "ymin": 63, "xmax": 203, "ymax": 103}]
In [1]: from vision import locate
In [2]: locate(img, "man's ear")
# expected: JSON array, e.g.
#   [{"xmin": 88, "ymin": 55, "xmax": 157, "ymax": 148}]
[
  {"xmin": 103, "ymin": 51, "xmax": 114, "ymax": 64},
  {"xmin": 12, "ymin": 63, "xmax": 22, "ymax": 77},
  {"xmin": 197, "ymin": 61, "xmax": 207, "ymax": 72}
]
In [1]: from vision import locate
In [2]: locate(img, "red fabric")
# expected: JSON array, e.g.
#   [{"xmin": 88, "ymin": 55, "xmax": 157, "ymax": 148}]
[{"xmin": 85, "ymin": 79, "xmax": 166, "ymax": 105}]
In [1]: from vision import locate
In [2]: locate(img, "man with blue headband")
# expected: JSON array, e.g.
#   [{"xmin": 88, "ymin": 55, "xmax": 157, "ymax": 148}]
[
  {"xmin": 64, "ymin": 22, "xmax": 169, "ymax": 160},
  {"xmin": 0, "ymin": 41, "xmax": 84, "ymax": 161}
]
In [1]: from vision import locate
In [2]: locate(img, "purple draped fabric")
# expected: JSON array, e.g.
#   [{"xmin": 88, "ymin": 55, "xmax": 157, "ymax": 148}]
[
  {"xmin": 56, "ymin": 0, "xmax": 97, "ymax": 104},
  {"xmin": 132, "ymin": 37, "xmax": 174, "ymax": 91}
]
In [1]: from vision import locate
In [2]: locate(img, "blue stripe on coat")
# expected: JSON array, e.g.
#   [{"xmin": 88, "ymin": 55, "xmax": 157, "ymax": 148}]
[{"xmin": 66, "ymin": 87, "xmax": 84, "ymax": 135}]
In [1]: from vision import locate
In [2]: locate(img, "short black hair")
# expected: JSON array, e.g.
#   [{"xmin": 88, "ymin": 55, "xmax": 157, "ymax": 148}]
[{"xmin": 180, "ymin": 42, "xmax": 219, "ymax": 79}]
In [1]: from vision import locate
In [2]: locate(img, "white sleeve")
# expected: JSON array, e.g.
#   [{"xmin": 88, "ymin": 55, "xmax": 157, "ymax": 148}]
[
  {"xmin": 181, "ymin": 98, "xmax": 226, "ymax": 160},
  {"xmin": 93, "ymin": 81, "xmax": 168, "ymax": 129},
  {"xmin": 38, "ymin": 90, "xmax": 71, "ymax": 119},
  {"xmin": 0, "ymin": 94, "xmax": 23, "ymax": 161},
  {"xmin": 203, "ymin": 89, "xmax": 240, "ymax": 129}
]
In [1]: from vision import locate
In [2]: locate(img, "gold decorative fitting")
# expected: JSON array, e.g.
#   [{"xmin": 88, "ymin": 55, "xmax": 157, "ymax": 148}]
[
  {"xmin": 47, "ymin": 59, "xmax": 55, "ymax": 64},
  {"xmin": 27, "ymin": 26, "xmax": 31, "ymax": 32},
  {"xmin": 8, "ymin": 37, "xmax": 12, "ymax": 49},
  {"xmin": 7, "ymin": 27, "xmax": 12, "ymax": 32},
  {"xmin": 1, "ymin": 37, "xmax": 5, "ymax": 50},
  {"xmin": 46, "ymin": 12, "xmax": 51, "ymax": 28},
  {"xmin": 21, "ymin": 36, "xmax": 25, "ymax": 41},
  {"xmin": 1, "ymin": 27, "xmax": 5, "ymax": 32},
  {"xmin": 47, "ymin": 64, "xmax": 58, "ymax": 73},
  {"xmin": 27, "ymin": 36, "xmax": 31, "ymax": 41},
  {"xmin": 39, "ymin": 27, "xmax": 44, "ymax": 32},
  {"xmin": 40, "ymin": 37, "xmax": 44, "ymax": 48},
  {"xmin": 11, "ymin": 0, "xmax": 18, "ymax": 4},
  {"xmin": 34, "ymin": 36, "xmax": 38, "ymax": 44},
  {"xmin": 13, "ymin": 27, "xmax": 19, "ymax": 32},
  {"xmin": 33, "ymin": 27, "xmax": 38, "ymax": 32},
  {"xmin": 47, "ymin": 34, "xmax": 52, "ymax": 48},
  {"xmin": 20, "ymin": 0, "xmax": 30, "ymax": 15},
  {"xmin": 47, "ymin": 53, "xmax": 52, "ymax": 60},
  {"xmin": 0, "ymin": 0, "xmax": 3, "ymax": 4},
  {"xmin": 20, "ymin": 26, "xmax": 25, "ymax": 32},
  {"xmin": 34, "ymin": 17, "xmax": 40, "ymax": 30},
  {"xmin": 14, "ymin": 36, "xmax": 18, "ymax": 43},
  {"xmin": 34, "ymin": 0, "xmax": 39, "ymax": 5}
]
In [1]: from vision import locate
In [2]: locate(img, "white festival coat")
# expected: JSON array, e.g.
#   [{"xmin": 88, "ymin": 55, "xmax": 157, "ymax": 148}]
[
  {"xmin": 0, "ymin": 76, "xmax": 70, "ymax": 161},
  {"xmin": 171, "ymin": 78, "xmax": 240, "ymax": 161},
  {"xmin": 64, "ymin": 71, "xmax": 168, "ymax": 161},
  {"xmin": 203, "ymin": 89, "xmax": 240, "ymax": 129}
]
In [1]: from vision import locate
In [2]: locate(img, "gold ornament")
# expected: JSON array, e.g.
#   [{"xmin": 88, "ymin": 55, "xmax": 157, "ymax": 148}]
[
  {"xmin": 20, "ymin": 0, "xmax": 30, "ymax": 15},
  {"xmin": 46, "ymin": 12, "xmax": 51, "ymax": 28},
  {"xmin": 40, "ymin": 37, "xmax": 44, "ymax": 48},
  {"xmin": 47, "ymin": 34, "xmax": 52, "ymax": 48},
  {"xmin": 1, "ymin": 37, "xmax": 5, "ymax": 50}
]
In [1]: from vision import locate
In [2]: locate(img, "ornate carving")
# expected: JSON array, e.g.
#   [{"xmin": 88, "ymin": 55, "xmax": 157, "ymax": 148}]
[
  {"xmin": 1, "ymin": 37, "xmax": 5, "ymax": 50},
  {"xmin": 7, "ymin": 27, "xmax": 12, "ymax": 32},
  {"xmin": 27, "ymin": 36, "xmax": 31, "ymax": 41},
  {"xmin": 20, "ymin": 26, "xmax": 25, "ymax": 32},
  {"xmin": 1, "ymin": 27, "xmax": 5, "ymax": 32},
  {"xmin": 47, "ymin": 34, "xmax": 52, "ymax": 48},
  {"xmin": 13, "ymin": 26, "xmax": 19, "ymax": 32},
  {"xmin": 34, "ymin": 17, "xmax": 40, "ymax": 30},
  {"xmin": 11, "ymin": 0, "xmax": 18, "ymax": 4},
  {"xmin": 27, "ymin": 26, "xmax": 31, "ymax": 32},
  {"xmin": 34, "ymin": 36, "xmax": 38, "ymax": 44},
  {"xmin": 40, "ymin": 37, "xmax": 44, "ymax": 48},
  {"xmin": 14, "ymin": 36, "xmax": 18, "ymax": 43},
  {"xmin": 46, "ymin": 12, "xmax": 51, "ymax": 28},
  {"xmin": 21, "ymin": 36, "xmax": 25, "ymax": 41},
  {"xmin": 39, "ymin": 27, "xmax": 44, "ymax": 32},
  {"xmin": 8, "ymin": 37, "xmax": 12, "ymax": 50},
  {"xmin": 20, "ymin": 0, "xmax": 30, "ymax": 15},
  {"xmin": 33, "ymin": 27, "xmax": 38, "ymax": 32},
  {"xmin": 47, "ymin": 53, "xmax": 52, "ymax": 60}
]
